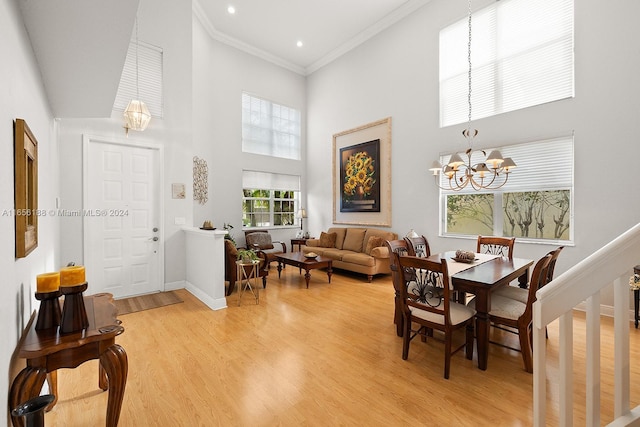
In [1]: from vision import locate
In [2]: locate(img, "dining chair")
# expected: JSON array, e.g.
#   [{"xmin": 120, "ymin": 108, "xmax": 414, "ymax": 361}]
[
  {"xmin": 404, "ymin": 235, "xmax": 431, "ymax": 258},
  {"xmin": 468, "ymin": 252, "xmax": 553, "ymax": 373},
  {"xmin": 385, "ymin": 239, "xmax": 410, "ymax": 337},
  {"xmin": 494, "ymin": 246, "xmax": 564, "ymax": 304},
  {"xmin": 476, "ymin": 236, "xmax": 515, "ymax": 259},
  {"xmin": 396, "ymin": 253, "xmax": 476, "ymax": 379}
]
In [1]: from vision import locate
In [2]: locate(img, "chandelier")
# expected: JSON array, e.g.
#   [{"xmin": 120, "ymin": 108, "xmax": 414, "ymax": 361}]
[
  {"xmin": 123, "ymin": 15, "xmax": 151, "ymax": 136},
  {"xmin": 429, "ymin": 0, "xmax": 515, "ymax": 191}
]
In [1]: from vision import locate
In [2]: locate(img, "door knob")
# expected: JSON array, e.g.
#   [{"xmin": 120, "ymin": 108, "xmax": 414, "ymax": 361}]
[
  {"xmin": 153, "ymin": 227, "xmax": 159, "ymax": 232},
  {"xmin": 148, "ymin": 236, "xmax": 159, "ymax": 242}
]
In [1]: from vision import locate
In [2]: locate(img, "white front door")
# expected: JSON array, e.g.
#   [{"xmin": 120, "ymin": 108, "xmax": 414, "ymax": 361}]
[{"xmin": 83, "ymin": 135, "xmax": 163, "ymax": 298}]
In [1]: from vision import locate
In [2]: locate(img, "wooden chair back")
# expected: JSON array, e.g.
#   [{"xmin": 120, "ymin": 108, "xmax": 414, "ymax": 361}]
[
  {"xmin": 523, "ymin": 253, "xmax": 554, "ymax": 314},
  {"xmin": 404, "ymin": 235, "xmax": 431, "ymax": 258},
  {"xmin": 385, "ymin": 239, "xmax": 409, "ymax": 337},
  {"xmin": 490, "ymin": 252, "xmax": 551, "ymax": 373},
  {"xmin": 395, "ymin": 252, "xmax": 475, "ymax": 379},
  {"xmin": 386, "ymin": 239, "xmax": 409, "ymax": 272},
  {"xmin": 544, "ymin": 246, "xmax": 564, "ymax": 285},
  {"xmin": 476, "ymin": 236, "xmax": 515, "ymax": 259},
  {"xmin": 396, "ymin": 254, "xmax": 451, "ymax": 324}
]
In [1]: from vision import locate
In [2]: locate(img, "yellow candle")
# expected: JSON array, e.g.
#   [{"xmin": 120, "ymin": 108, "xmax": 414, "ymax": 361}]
[
  {"xmin": 60, "ymin": 265, "xmax": 86, "ymax": 286},
  {"xmin": 36, "ymin": 272, "xmax": 60, "ymax": 293}
]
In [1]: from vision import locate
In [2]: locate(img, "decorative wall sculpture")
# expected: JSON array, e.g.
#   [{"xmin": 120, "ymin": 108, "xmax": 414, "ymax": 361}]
[{"xmin": 193, "ymin": 156, "xmax": 208, "ymax": 205}]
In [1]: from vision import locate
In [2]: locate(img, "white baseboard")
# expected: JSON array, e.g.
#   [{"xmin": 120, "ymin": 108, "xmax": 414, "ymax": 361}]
[
  {"xmin": 573, "ymin": 301, "xmax": 637, "ymax": 325},
  {"xmin": 164, "ymin": 280, "xmax": 185, "ymax": 291},
  {"xmin": 184, "ymin": 281, "xmax": 227, "ymax": 311}
]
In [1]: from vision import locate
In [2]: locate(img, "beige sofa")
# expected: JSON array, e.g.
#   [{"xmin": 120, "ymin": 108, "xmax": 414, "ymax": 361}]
[{"xmin": 301, "ymin": 227, "xmax": 398, "ymax": 282}]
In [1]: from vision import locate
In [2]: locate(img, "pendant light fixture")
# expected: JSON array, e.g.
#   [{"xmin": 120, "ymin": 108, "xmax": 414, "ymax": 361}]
[
  {"xmin": 430, "ymin": 0, "xmax": 516, "ymax": 191},
  {"xmin": 123, "ymin": 14, "xmax": 151, "ymax": 136}
]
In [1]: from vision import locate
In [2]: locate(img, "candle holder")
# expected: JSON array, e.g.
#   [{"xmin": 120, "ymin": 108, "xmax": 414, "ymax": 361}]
[
  {"xmin": 35, "ymin": 290, "xmax": 62, "ymax": 331},
  {"xmin": 60, "ymin": 282, "xmax": 89, "ymax": 334}
]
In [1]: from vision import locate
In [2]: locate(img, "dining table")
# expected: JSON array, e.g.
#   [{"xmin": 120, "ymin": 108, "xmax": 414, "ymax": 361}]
[{"xmin": 427, "ymin": 251, "xmax": 533, "ymax": 371}]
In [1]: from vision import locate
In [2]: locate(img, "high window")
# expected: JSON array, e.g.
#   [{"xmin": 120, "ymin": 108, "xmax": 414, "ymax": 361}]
[
  {"xmin": 114, "ymin": 41, "xmax": 164, "ymax": 118},
  {"xmin": 441, "ymin": 136, "xmax": 574, "ymax": 243},
  {"xmin": 439, "ymin": 0, "xmax": 574, "ymax": 127},
  {"xmin": 242, "ymin": 171, "xmax": 300, "ymax": 228},
  {"xmin": 242, "ymin": 93, "xmax": 301, "ymax": 160}
]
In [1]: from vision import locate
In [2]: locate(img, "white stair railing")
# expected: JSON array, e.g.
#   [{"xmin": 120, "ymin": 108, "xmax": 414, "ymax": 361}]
[{"xmin": 533, "ymin": 223, "xmax": 640, "ymax": 426}]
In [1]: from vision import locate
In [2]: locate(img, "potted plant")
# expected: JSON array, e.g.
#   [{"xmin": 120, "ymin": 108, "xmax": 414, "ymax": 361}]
[
  {"xmin": 223, "ymin": 222, "xmax": 236, "ymax": 245},
  {"xmin": 237, "ymin": 248, "xmax": 259, "ymax": 264}
]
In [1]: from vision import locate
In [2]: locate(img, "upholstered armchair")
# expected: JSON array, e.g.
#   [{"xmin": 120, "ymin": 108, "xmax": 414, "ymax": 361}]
[
  {"xmin": 244, "ymin": 231, "xmax": 286, "ymax": 266},
  {"xmin": 224, "ymin": 239, "xmax": 269, "ymax": 296}
]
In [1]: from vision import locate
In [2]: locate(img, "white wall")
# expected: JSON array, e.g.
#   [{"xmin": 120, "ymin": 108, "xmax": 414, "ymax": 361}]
[
  {"xmin": 57, "ymin": 0, "xmax": 193, "ymax": 286},
  {"xmin": 307, "ymin": 0, "xmax": 640, "ymax": 306},
  {"xmin": 191, "ymin": 15, "xmax": 307, "ymax": 247},
  {"xmin": 4, "ymin": 1, "xmax": 639, "ymax": 415},
  {"xmin": 1, "ymin": 0, "xmax": 59, "ymax": 422}
]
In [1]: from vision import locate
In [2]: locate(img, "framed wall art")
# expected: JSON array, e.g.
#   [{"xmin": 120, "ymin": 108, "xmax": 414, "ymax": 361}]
[
  {"xmin": 172, "ymin": 183, "xmax": 186, "ymax": 199},
  {"xmin": 14, "ymin": 118, "xmax": 38, "ymax": 258},
  {"xmin": 339, "ymin": 139, "xmax": 380, "ymax": 213},
  {"xmin": 333, "ymin": 117, "xmax": 391, "ymax": 227}
]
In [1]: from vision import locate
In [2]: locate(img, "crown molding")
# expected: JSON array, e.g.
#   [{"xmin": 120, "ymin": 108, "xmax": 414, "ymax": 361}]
[
  {"xmin": 192, "ymin": 0, "xmax": 306, "ymax": 76},
  {"xmin": 193, "ymin": 0, "xmax": 431, "ymax": 77},
  {"xmin": 306, "ymin": 0, "xmax": 431, "ymax": 75}
]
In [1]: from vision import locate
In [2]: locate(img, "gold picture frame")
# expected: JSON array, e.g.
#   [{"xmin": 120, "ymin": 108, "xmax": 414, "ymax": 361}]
[
  {"xmin": 14, "ymin": 118, "xmax": 38, "ymax": 258},
  {"xmin": 333, "ymin": 117, "xmax": 392, "ymax": 226}
]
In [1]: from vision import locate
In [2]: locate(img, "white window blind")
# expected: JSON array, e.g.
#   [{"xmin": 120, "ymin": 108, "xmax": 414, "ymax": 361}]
[
  {"xmin": 440, "ymin": 135, "xmax": 574, "ymax": 195},
  {"xmin": 440, "ymin": 0, "xmax": 574, "ymax": 127},
  {"xmin": 113, "ymin": 40, "xmax": 164, "ymax": 118},
  {"xmin": 242, "ymin": 170, "xmax": 300, "ymax": 191},
  {"xmin": 242, "ymin": 93, "xmax": 301, "ymax": 160}
]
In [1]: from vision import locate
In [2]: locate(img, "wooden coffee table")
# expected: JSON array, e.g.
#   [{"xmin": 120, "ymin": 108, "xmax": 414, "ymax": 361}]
[{"xmin": 275, "ymin": 252, "xmax": 332, "ymax": 288}]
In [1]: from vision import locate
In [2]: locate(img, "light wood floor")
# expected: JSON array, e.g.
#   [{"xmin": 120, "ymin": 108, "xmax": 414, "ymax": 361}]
[{"xmin": 44, "ymin": 265, "xmax": 640, "ymax": 426}]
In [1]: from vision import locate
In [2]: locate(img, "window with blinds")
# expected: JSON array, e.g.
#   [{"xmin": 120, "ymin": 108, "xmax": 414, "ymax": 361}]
[
  {"xmin": 113, "ymin": 40, "xmax": 164, "ymax": 118},
  {"xmin": 439, "ymin": 0, "xmax": 574, "ymax": 127},
  {"xmin": 242, "ymin": 93, "xmax": 301, "ymax": 160},
  {"xmin": 242, "ymin": 171, "xmax": 301, "ymax": 228},
  {"xmin": 441, "ymin": 135, "xmax": 574, "ymax": 243}
]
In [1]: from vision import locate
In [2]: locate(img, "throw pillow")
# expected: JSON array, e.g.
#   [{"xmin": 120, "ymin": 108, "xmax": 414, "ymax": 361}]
[
  {"xmin": 365, "ymin": 236, "xmax": 384, "ymax": 255},
  {"xmin": 319, "ymin": 231, "xmax": 337, "ymax": 248},
  {"xmin": 342, "ymin": 228, "xmax": 366, "ymax": 252}
]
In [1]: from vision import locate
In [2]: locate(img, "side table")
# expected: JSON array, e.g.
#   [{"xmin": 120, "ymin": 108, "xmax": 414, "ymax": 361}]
[
  {"xmin": 10, "ymin": 293, "xmax": 127, "ymax": 427},
  {"xmin": 236, "ymin": 260, "xmax": 260, "ymax": 305},
  {"xmin": 291, "ymin": 237, "xmax": 314, "ymax": 252}
]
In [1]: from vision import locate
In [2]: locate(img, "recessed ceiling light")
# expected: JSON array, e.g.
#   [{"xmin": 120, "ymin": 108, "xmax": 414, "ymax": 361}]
[
  {"xmin": 227, "ymin": 6, "xmax": 236, "ymax": 14},
  {"xmin": 296, "ymin": 40, "xmax": 303, "ymax": 48}
]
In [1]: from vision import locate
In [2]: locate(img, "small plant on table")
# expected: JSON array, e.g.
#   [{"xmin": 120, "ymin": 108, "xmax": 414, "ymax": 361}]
[{"xmin": 237, "ymin": 249, "xmax": 259, "ymax": 263}]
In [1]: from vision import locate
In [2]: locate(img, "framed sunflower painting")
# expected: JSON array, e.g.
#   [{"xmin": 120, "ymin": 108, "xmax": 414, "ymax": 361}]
[
  {"xmin": 332, "ymin": 117, "xmax": 391, "ymax": 226},
  {"xmin": 339, "ymin": 139, "xmax": 380, "ymax": 212}
]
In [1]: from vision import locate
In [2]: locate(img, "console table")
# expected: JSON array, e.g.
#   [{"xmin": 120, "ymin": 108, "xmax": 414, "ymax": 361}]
[{"xmin": 10, "ymin": 293, "xmax": 127, "ymax": 427}]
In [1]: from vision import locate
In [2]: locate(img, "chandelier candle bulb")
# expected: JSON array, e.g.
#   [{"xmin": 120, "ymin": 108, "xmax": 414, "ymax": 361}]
[
  {"xmin": 486, "ymin": 150, "xmax": 505, "ymax": 168},
  {"xmin": 60, "ymin": 265, "xmax": 86, "ymax": 286},
  {"xmin": 36, "ymin": 272, "xmax": 60, "ymax": 293}
]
